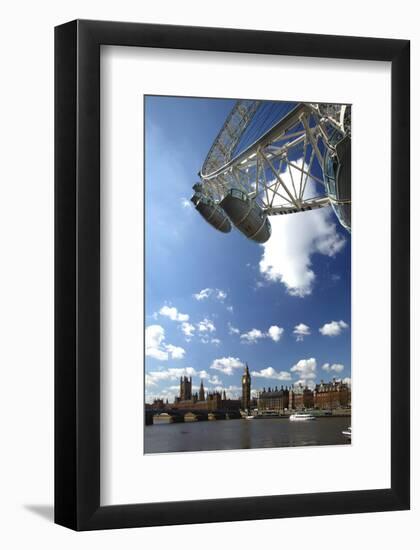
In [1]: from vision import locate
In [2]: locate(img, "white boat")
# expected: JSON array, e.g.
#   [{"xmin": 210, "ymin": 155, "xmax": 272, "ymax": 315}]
[
  {"xmin": 342, "ymin": 427, "xmax": 352, "ymax": 439},
  {"xmin": 244, "ymin": 415, "xmax": 255, "ymax": 420},
  {"xmin": 289, "ymin": 413, "xmax": 316, "ymax": 421}
]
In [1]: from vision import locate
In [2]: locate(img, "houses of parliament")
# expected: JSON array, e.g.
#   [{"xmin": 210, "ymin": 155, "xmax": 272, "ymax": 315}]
[{"xmin": 147, "ymin": 363, "xmax": 351, "ymax": 413}]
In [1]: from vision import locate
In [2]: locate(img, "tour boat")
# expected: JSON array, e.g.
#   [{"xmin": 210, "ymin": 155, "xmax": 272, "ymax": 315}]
[
  {"xmin": 342, "ymin": 426, "xmax": 352, "ymax": 439},
  {"xmin": 289, "ymin": 413, "xmax": 317, "ymax": 422}
]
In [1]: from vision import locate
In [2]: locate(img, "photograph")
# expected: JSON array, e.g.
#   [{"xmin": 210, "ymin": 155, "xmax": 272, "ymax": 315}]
[{"xmin": 144, "ymin": 96, "xmax": 352, "ymax": 454}]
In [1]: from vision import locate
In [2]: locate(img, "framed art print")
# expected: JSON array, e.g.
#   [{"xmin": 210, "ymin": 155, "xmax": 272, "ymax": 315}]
[{"xmin": 55, "ymin": 20, "xmax": 410, "ymax": 530}]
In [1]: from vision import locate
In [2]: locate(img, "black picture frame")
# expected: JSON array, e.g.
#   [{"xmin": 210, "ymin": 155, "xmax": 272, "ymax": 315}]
[{"xmin": 55, "ymin": 19, "xmax": 410, "ymax": 531}]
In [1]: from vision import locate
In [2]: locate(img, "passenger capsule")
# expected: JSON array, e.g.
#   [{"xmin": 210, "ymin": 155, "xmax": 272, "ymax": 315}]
[
  {"xmin": 324, "ymin": 135, "xmax": 351, "ymax": 231},
  {"xmin": 219, "ymin": 189, "xmax": 271, "ymax": 243},
  {"xmin": 192, "ymin": 183, "xmax": 203, "ymax": 193},
  {"xmin": 191, "ymin": 193, "xmax": 232, "ymax": 233}
]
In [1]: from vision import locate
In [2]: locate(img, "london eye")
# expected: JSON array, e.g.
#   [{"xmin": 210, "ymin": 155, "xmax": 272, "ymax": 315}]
[{"xmin": 191, "ymin": 100, "xmax": 351, "ymax": 243}]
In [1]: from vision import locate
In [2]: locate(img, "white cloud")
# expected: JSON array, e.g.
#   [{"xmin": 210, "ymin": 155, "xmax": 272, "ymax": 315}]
[
  {"xmin": 342, "ymin": 377, "xmax": 351, "ymax": 386},
  {"xmin": 206, "ymin": 375, "xmax": 222, "ymax": 385},
  {"xmin": 181, "ymin": 318, "xmax": 220, "ymax": 342},
  {"xmin": 293, "ymin": 323, "xmax": 311, "ymax": 342},
  {"xmin": 146, "ymin": 386, "xmax": 178, "ymax": 403},
  {"xmin": 181, "ymin": 319, "xmax": 219, "ymax": 343},
  {"xmin": 268, "ymin": 325, "xmax": 284, "ymax": 342},
  {"xmin": 193, "ymin": 288, "xmax": 212, "ymax": 301},
  {"xmin": 210, "ymin": 357, "xmax": 245, "ymax": 376},
  {"xmin": 164, "ymin": 344, "xmax": 185, "ymax": 359},
  {"xmin": 146, "ymin": 347, "xmax": 169, "ymax": 361},
  {"xmin": 181, "ymin": 197, "xmax": 192, "ymax": 208},
  {"xmin": 321, "ymin": 363, "xmax": 345, "ymax": 373},
  {"xmin": 200, "ymin": 336, "xmax": 221, "ymax": 345},
  {"xmin": 146, "ymin": 366, "xmax": 197, "ymax": 386},
  {"xmin": 332, "ymin": 364, "xmax": 345, "ymax": 373},
  {"xmin": 145, "ymin": 325, "xmax": 168, "ymax": 360},
  {"xmin": 293, "ymin": 379, "xmax": 316, "ymax": 390},
  {"xmin": 212, "ymin": 385, "xmax": 242, "ymax": 399},
  {"xmin": 290, "ymin": 357, "xmax": 317, "ymax": 385},
  {"xmin": 228, "ymin": 322, "xmax": 240, "ymax": 335},
  {"xmin": 159, "ymin": 305, "xmax": 189, "ymax": 322},
  {"xmin": 145, "ymin": 325, "xmax": 186, "ymax": 361},
  {"xmin": 240, "ymin": 328, "xmax": 266, "ymax": 344},
  {"xmin": 145, "ymin": 373, "xmax": 158, "ymax": 387},
  {"xmin": 167, "ymin": 346, "xmax": 185, "ymax": 359},
  {"xmin": 251, "ymin": 367, "xmax": 291, "ymax": 381},
  {"xmin": 259, "ymin": 176, "xmax": 346, "ymax": 297},
  {"xmin": 226, "ymin": 305, "xmax": 234, "ymax": 313},
  {"xmin": 181, "ymin": 322, "xmax": 195, "ymax": 338},
  {"xmin": 240, "ymin": 326, "xmax": 284, "ymax": 343},
  {"xmin": 193, "ymin": 287, "xmax": 228, "ymax": 302},
  {"xmin": 197, "ymin": 318, "xmax": 216, "ymax": 333},
  {"xmin": 319, "ymin": 320, "xmax": 349, "ymax": 336}
]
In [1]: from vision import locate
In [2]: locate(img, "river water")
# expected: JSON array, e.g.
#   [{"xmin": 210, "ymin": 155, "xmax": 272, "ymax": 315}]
[{"xmin": 144, "ymin": 417, "xmax": 351, "ymax": 454}]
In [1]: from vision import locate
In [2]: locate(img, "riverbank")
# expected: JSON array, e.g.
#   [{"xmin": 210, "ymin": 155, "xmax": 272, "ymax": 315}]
[{"xmin": 146, "ymin": 408, "xmax": 351, "ymax": 425}]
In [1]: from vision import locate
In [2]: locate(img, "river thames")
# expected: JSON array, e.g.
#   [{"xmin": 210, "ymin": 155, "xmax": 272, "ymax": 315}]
[{"xmin": 144, "ymin": 417, "xmax": 351, "ymax": 454}]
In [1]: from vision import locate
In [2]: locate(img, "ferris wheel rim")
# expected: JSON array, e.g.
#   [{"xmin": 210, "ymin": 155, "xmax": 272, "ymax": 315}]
[
  {"xmin": 200, "ymin": 99, "xmax": 261, "ymax": 179},
  {"xmin": 200, "ymin": 102, "xmax": 314, "ymax": 182}
]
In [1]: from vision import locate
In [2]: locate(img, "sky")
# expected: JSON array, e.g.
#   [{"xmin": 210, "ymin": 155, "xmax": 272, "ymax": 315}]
[{"xmin": 144, "ymin": 96, "xmax": 351, "ymax": 404}]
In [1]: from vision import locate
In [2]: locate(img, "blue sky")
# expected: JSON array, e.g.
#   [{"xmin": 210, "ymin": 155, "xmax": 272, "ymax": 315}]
[{"xmin": 144, "ymin": 96, "xmax": 351, "ymax": 403}]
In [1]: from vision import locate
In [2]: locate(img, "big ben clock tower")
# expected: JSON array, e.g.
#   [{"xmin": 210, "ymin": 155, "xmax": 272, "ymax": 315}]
[{"xmin": 241, "ymin": 364, "xmax": 251, "ymax": 412}]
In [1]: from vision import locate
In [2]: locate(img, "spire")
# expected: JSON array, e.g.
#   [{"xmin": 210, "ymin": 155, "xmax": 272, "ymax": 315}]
[{"xmin": 199, "ymin": 379, "xmax": 205, "ymax": 401}]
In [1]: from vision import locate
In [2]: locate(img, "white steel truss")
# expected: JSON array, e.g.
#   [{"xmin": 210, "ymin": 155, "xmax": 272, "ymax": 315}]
[{"xmin": 198, "ymin": 101, "xmax": 350, "ymax": 216}]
